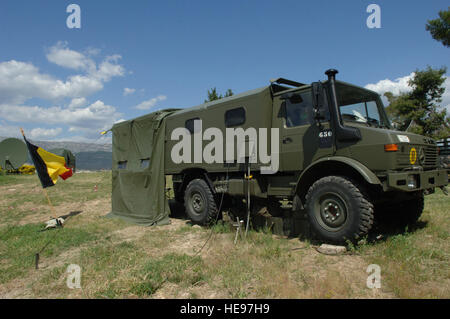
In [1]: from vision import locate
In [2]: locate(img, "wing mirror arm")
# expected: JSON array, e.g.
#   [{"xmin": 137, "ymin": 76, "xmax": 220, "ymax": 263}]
[{"xmin": 311, "ymin": 82, "xmax": 326, "ymax": 122}]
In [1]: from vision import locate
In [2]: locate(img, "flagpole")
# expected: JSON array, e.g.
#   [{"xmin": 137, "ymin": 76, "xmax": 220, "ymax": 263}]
[
  {"xmin": 43, "ymin": 187, "xmax": 57, "ymax": 217},
  {"xmin": 20, "ymin": 128, "xmax": 58, "ymax": 218}
]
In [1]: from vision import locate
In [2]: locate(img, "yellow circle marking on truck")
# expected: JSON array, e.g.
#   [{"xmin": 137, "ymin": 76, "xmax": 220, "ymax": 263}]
[{"xmin": 409, "ymin": 147, "xmax": 417, "ymax": 164}]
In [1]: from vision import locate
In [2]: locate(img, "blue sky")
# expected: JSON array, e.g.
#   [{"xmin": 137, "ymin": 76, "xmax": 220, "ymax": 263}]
[{"xmin": 0, "ymin": 0, "xmax": 448, "ymax": 142}]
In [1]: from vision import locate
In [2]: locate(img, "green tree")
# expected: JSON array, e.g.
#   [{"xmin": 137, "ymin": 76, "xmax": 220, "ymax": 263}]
[
  {"xmin": 385, "ymin": 66, "xmax": 449, "ymax": 139},
  {"xmin": 204, "ymin": 88, "xmax": 233, "ymax": 103},
  {"xmin": 426, "ymin": 7, "xmax": 450, "ymax": 47}
]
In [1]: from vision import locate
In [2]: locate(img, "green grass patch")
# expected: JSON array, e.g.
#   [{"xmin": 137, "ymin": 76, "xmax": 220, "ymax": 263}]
[
  {"xmin": 131, "ymin": 253, "xmax": 205, "ymax": 296},
  {"xmin": 0, "ymin": 174, "xmax": 36, "ymax": 186},
  {"xmin": 0, "ymin": 223, "xmax": 97, "ymax": 283},
  {"xmin": 357, "ymin": 192, "xmax": 450, "ymax": 298}
]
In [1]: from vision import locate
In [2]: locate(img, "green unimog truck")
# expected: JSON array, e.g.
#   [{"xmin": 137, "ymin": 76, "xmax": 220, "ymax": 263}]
[{"xmin": 111, "ymin": 69, "xmax": 448, "ymax": 243}]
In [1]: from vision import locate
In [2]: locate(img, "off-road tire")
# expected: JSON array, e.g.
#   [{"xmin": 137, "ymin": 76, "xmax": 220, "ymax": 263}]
[
  {"xmin": 184, "ymin": 178, "xmax": 218, "ymax": 225},
  {"xmin": 305, "ymin": 176, "xmax": 374, "ymax": 243}
]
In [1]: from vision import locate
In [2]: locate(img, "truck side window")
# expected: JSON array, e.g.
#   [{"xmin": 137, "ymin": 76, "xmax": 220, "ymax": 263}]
[
  {"xmin": 118, "ymin": 161, "xmax": 127, "ymax": 169},
  {"xmin": 225, "ymin": 107, "xmax": 245, "ymax": 127},
  {"xmin": 185, "ymin": 118, "xmax": 201, "ymax": 134},
  {"xmin": 140, "ymin": 158, "xmax": 150, "ymax": 169},
  {"xmin": 285, "ymin": 91, "xmax": 314, "ymax": 127}
]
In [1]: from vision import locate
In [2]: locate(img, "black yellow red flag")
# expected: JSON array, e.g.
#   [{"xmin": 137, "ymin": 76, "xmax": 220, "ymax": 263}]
[{"xmin": 21, "ymin": 131, "xmax": 73, "ymax": 188}]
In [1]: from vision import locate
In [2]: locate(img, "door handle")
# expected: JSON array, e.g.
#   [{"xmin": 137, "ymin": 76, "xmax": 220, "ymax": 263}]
[{"xmin": 283, "ymin": 137, "xmax": 293, "ymax": 144}]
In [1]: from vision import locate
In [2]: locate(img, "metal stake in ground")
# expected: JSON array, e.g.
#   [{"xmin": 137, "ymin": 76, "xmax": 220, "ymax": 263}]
[{"xmin": 245, "ymin": 160, "xmax": 253, "ymax": 237}]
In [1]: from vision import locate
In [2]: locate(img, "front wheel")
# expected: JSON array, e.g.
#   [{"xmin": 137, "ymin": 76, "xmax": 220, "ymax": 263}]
[
  {"xmin": 184, "ymin": 178, "xmax": 218, "ymax": 225},
  {"xmin": 305, "ymin": 176, "xmax": 374, "ymax": 243}
]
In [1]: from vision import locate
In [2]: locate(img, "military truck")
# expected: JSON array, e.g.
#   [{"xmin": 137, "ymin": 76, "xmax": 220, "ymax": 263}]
[{"xmin": 161, "ymin": 69, "xmax": 448, "ymax": 243}]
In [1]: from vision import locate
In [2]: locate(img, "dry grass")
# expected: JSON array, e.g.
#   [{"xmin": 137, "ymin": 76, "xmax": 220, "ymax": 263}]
[{"xmin": 0, "ymin": 171, "xmax": 448, "ymax": 298}]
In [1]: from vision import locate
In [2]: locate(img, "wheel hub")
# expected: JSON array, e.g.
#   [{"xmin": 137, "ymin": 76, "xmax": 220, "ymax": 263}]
[
  {"xmin": 315, "ymin": 193, "xmax": 348, "ymax": 231},
  {"xmin": 191, "ymin": 192, "xmax": 204, "ymax": 213}
]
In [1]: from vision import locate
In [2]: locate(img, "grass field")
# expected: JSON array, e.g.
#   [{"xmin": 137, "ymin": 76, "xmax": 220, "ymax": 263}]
[{"xmin": 0, "ymin": 171, "xmax": 448, "ymax": 298}]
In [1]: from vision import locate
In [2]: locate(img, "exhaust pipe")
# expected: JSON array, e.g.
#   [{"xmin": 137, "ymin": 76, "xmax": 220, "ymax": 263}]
[
  {"xmin": 325, "ymin": 69, "xmax": 338, "ymax": 82},
  {"xmin": 324, "ymin": 68, "xmax": 362, "ymax": 143}
]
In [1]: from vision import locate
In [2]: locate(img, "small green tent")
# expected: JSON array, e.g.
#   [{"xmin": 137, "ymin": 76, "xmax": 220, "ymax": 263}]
[
  {"xmin": 49, "ymin": 148, "xmax": 76, "ymax": 173},
  {"xmin": 107, "ymin": 109, "xmax": 178, "ymax": 226}
]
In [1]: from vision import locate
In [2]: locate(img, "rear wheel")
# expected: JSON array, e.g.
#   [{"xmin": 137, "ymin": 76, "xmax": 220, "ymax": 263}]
[
  {"xmin": 305, "ymin": 176, "xmax": 374, "ymax": 243},
  {"xmin": 184, "ymin": 178, "xmax": 218, "ymax": 225}
]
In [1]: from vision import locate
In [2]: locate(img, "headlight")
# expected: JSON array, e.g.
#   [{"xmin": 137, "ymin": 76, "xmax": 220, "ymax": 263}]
[{"xmin": 407, "ymin": 175, "xmax": 417, "ymax": 189}]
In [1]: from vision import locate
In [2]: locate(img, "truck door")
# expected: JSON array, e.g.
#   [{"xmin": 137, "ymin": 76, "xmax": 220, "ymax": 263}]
[{"xmin": 273, "ymin": 89, "xmax": 333, "ymax": 172}]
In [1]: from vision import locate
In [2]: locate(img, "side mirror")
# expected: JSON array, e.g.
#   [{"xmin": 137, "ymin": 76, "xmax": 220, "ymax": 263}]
[{"xmin": 311, "ymin": 81, "xmax": 326, "ymax": 121}]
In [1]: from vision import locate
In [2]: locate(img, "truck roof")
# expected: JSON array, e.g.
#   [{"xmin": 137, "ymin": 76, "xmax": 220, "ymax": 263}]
[
  {"xmin": 168, "ymin": 78, "xmax": 309, "ymax": 118},
  {"xmin": 168, "ymin": 86, "xmax": 270, "ymax": 117}
]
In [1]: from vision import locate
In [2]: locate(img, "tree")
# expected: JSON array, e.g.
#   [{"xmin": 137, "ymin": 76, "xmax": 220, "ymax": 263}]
[
  {"xmin": 204, "ymin": 88, "xmax": 233, "ymax": 103},
  {"xmin": 385, "ymin": 66, "xmax": 449, "ymax": 139},
  {"xmin": 426, "ymin": 7, "xmax": 450, "ymax": 47}
]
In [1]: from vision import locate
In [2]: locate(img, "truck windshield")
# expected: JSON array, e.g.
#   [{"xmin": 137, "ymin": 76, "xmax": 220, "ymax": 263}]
[{"xmin": 336, "ymin": 83, "xmax": 390, "ymax": 129}]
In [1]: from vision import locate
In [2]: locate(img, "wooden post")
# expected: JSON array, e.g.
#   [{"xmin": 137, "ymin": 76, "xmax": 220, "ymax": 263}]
[{"xmin": 43, "ymin": 188, "xmax": 57, "ymax": 217}]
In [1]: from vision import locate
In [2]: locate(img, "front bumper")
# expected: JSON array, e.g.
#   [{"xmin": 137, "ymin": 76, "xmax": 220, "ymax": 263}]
[{"xmin": 385, "ymin": 168, "xmax": 448, "ymax": 192}]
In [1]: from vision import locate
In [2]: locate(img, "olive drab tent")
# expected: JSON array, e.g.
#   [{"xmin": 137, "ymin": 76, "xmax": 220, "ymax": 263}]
[
  {"xmin": 49, "ymin": 148, "xmax": 76, "ymax": 173},
  {"xmin": 107, "ymin": 110, "xmax": 178, "ymax": 226}
]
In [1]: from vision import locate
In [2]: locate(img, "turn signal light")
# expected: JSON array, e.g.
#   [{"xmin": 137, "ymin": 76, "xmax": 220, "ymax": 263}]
[{"xmin": 384, "ymin": 144, "xmax": 399, "ymax": 152}]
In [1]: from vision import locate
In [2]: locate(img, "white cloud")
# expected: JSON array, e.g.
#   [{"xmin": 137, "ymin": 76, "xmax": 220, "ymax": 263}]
[
  {"xmin": 441, "ymin": 77, "xmax": 450, "ymax": 113},
  {"xmin": 123, "ymin": 87, "xmax": 136, "ymax": 96},
  {"xmin": 0, "ymin": 60, "xmax": 103, "ymax": 104},
  {"xmin": 0, "ymin": 100, "xmax": 122, "ymax": 136},
  {"xmin": 29, "ymin": 127, "xmax": 62, "ymax": 139},
  {"xmin": 0, "ymin": 41, "xmax": 126, "ymax": 106},
  {"xmin": 0, "ymin": 123, "xmax": 22, "ymax": 138},
  {"xmin": 46, "ymin": 41, "xmax": 96, "ymax": 73},
  {"xmin": 84, "ymin": 47, "xmax": 101, "ymax": 57},
  {"xmin": 52, "ymin": 134, "xmax": 112, "ymax": 144},
  {"xmin": 365, "ymin": 73, "xmax": 415, "ymax": 97},
  {"xmin": 95, "ymin": 55, "xmax": 125, "ymax": 81},
  {"xmin": 0, "ymin": 42, "xmax": 127, "ymax": 142},
  {"xmin": 365, "ymin": 73, "xmax": 450, "ymax": 113},
  {"xmin": 135, "ymin": 95, "xmax": 167, "ymax": 110},
  {"xmin": 68, "ymin": 97, "xmax": 87, "ymax": 109},
  {"xmin": 46, "ymin": 42, "xmax": 125, "ymax": 82}
]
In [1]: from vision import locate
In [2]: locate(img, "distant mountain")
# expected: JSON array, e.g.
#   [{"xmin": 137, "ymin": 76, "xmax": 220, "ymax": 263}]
[
  {"xmin": 0, "ymin": 136, "xmax": 112, "ymax": 171},
  {"xmin": 0, "ymin": 136, "xmax": 112, "ymax": 153},
  {"xmin": 76, "ymin": 151, "xmax": 112, "ymax": 170}
]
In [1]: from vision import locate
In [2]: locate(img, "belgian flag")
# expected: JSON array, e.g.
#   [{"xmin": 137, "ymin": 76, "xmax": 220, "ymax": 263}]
[{"xmin": 21, "ymin": 131, "xmax": 73, "ymax": 188}]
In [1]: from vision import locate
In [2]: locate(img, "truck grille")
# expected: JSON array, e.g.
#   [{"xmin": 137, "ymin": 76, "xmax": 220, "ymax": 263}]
[{"xmin": 396, "ymin": 144, "xmax": 438, "ymax": 168}]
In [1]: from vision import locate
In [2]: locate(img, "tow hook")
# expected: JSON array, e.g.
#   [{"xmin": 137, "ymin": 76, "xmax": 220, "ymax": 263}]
[{"xmin": 440, "ymin": 186, "xmax": 448, "ymax": 196}]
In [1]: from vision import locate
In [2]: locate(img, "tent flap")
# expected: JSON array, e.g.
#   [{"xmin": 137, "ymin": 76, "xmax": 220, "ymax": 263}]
[{"xmin": 107, "ymin": 110, "xmax": 175, "ymax": 226}]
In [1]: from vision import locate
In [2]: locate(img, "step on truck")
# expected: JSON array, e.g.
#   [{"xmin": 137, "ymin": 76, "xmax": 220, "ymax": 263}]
[{"xmin": 164, "ymin": 69, "xmax": 448, "ymax": 243}]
